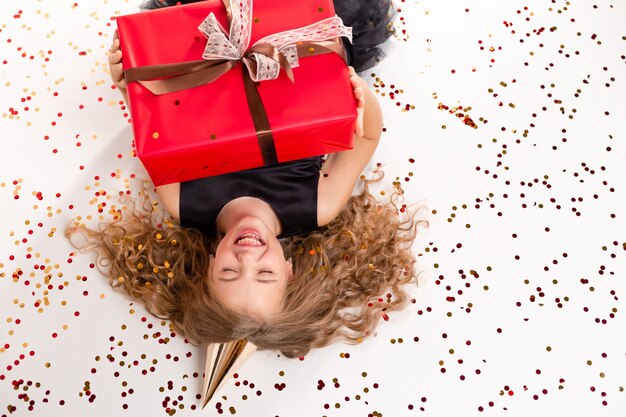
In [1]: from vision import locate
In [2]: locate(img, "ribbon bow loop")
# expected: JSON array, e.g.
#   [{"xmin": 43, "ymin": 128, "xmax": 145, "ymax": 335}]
[
  {"xmin": 199, "ymin": 13, "xmax": 241, "ymax": 61},
  {"xmin": 198, "ymin": 10, "xmax": 280, "ymax": 82},
  {"xmin": 197, "ymin": 0, "xmax": 352, "ymax": 82}
]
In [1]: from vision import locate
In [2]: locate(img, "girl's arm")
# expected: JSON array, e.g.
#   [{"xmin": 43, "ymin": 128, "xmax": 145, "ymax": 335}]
[
  {"xmin": 108, "ymin": 30, "xmax": 181, "ymax": 218},
  {"xmin": 317, "ymin": 68, "xmax": 383, "ymax": 226},
  {"xmin": 155, "ymin": 182, "xmax": 181, "ymax": 220}
]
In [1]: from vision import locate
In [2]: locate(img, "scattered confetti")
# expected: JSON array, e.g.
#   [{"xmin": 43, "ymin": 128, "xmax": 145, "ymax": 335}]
[{"xmin": 0, "ymin": 1, "xmax": 624, "ymax": 416}]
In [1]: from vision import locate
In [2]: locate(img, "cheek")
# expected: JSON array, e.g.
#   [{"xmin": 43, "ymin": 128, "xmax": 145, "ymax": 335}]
[{"xmin": 211, "ymin": 282, "xmax": 239, "ymax": 306}]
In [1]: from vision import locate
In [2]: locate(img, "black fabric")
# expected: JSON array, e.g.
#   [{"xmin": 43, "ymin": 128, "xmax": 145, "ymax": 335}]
[
  {"xmin": 141, "ymin": 0, "xmax": 396, "ymax": 73},
  {"xmin": 180, "ymin": 157, "xmax": 322, "ymax": 237},
  {"xmin": 333, "ymin": 0, "xmax": 396, "ymax": 72}
]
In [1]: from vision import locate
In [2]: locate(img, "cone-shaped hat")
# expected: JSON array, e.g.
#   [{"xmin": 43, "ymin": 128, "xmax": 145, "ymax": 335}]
[{"xmin": 201, "ymin": 339, "xmax": 257, "ymax": 408}]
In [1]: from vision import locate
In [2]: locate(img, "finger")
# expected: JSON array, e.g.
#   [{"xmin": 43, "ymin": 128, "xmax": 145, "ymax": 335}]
[
  {"xmin": 350, "ymin": 76, "xmax": 363, "ymax": 92},
  {"xmin": 111, "ymin": 61, "xmax": 123, "ymax": 74},
  {"xmin": 111, "ymin": 63, "xmax": 125, "ymax": 81},
  {"xmin": 355, "ymin": 109, "xmax": 364, "ymax": 137},
  {"xmin": 350, "ymin": 80, "xmax": 361, "ymax": 94},
  {"xmin": 113, "ymin": 29, "xmax": 119, "ymax": 41},
  {"xmin": 108, "ymin": 50, "xmax": 123, "ymax": 64},
  {"xmin": 110, "ymin": 38, "xmax": 120, "ymax": 54}
]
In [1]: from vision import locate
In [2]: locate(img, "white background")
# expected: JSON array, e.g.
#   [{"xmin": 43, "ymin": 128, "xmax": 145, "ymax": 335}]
[{"xmin": 0, "ymin": 1, "xmax": 624, "ymax": 416}]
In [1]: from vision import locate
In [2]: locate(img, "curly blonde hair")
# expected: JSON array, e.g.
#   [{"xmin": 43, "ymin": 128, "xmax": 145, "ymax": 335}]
[{"xmin": 67, "ymin": 174, "xmax": 426, "ymax": 358}]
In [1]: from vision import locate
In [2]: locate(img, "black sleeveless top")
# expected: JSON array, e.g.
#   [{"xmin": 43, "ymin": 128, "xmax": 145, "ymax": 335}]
[{"xmin": 180, "ymin": 156, "xmax": 322, "ymax": 237}]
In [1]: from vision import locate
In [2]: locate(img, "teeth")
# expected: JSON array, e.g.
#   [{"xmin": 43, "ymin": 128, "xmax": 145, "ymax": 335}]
[
  {"xmin": 237, "ymin": 238, "xmax": 263, "ymax": 246},
  {"xmin": 236, "ymin": 233, "xmax": 263, "ymax": 245}
]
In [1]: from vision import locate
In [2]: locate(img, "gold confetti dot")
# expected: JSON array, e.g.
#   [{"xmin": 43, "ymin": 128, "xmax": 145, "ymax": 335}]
[{"xmin": 152, "ymin": 132, "xmax": 159, "ymax": 139}]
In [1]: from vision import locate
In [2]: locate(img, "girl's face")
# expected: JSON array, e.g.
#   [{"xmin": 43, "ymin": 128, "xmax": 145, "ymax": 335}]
[{"xmin": 209, "ymin": 216, "xmax": 292, "ymax": 319}]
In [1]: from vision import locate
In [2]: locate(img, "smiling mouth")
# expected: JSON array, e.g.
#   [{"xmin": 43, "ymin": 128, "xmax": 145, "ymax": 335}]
[{"xmin": 235, "ymin": 233, "xmax": 265, "ymax": 246}]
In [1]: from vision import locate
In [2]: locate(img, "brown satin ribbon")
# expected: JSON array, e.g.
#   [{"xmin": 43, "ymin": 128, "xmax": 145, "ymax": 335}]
[
  {"xmin": 125, "ymin": 59, "xmax": 236, "ymax": 95},
  {"xmin": 242, "ymin": 70, "xmax": 278, "ymax": 165},
  {"xmin": 124, "ymin": 41, "xmax": 344, "ymax": 95}
]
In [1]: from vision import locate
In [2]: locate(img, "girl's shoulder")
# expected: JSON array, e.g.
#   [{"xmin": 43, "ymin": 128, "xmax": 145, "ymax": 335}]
[{"xmin": 155, "ymin": 182, "xmax": 181, "ymax": 219}]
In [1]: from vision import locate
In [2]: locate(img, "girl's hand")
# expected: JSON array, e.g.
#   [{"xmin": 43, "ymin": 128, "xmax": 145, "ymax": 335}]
[
  {"xmin": 348, "ymin": 66, "xmax": 365, "ymax": 138},
  {"xmin": 108, "ymin": 30, "xmax": 127, "ymax": 91}
]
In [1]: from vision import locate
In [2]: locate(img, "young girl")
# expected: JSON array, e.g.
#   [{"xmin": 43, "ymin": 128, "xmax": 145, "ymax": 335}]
[{"xmin": 70, "ymin": 0, "xmax": 423, "ymax": 358}]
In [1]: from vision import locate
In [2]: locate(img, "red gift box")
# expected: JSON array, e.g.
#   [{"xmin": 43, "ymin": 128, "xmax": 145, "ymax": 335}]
[{"xmin": 116, "ymin": 0, "xmax": 356, "ymax": 186}]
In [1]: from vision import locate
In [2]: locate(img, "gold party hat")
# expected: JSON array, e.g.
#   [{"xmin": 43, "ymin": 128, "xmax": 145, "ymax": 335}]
[{"xmin": 201, "ymin": 339, "xmax": 257, "ymax": 408}]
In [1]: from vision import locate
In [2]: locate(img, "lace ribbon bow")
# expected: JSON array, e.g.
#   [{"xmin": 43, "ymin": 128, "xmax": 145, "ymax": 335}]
[{"xmin": 198, "ymin": 0, "xmax": 352, "ymax": 82}]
